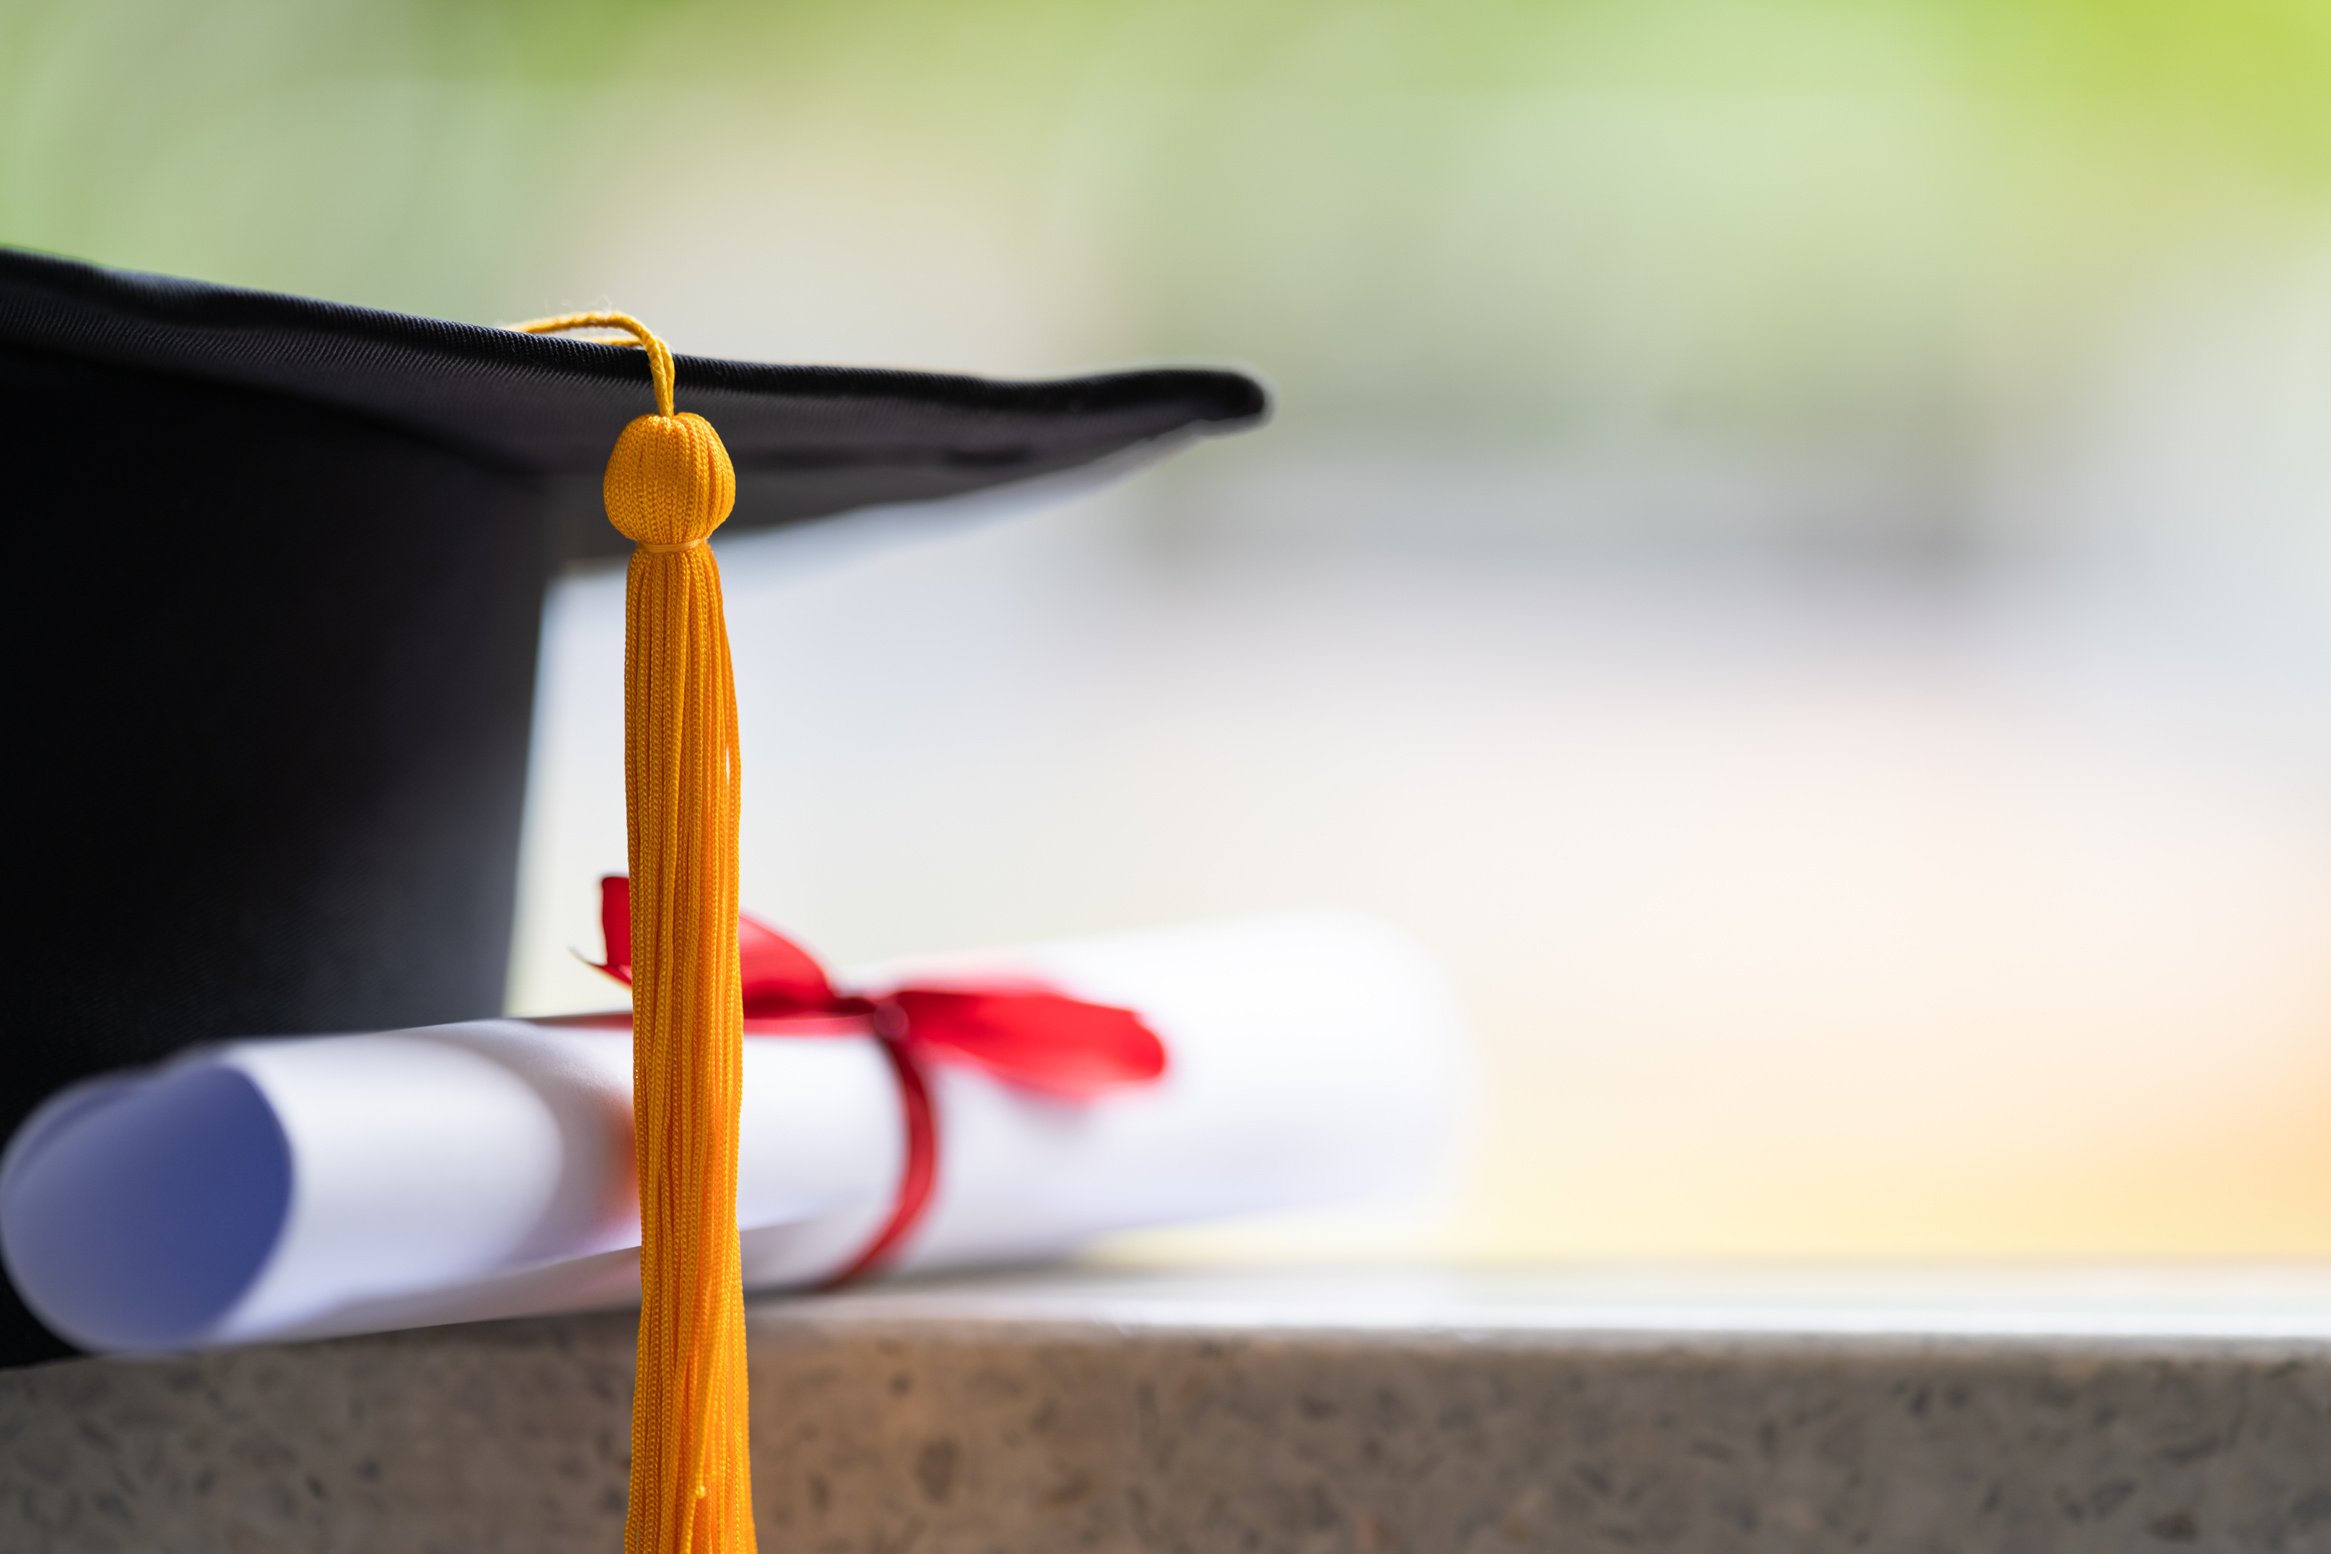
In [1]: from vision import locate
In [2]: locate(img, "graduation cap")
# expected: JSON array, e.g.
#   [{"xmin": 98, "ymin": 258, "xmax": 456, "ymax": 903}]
[{"xmin": 0, "ymin": 244, "xmax": 1265, "ymax": 1417}]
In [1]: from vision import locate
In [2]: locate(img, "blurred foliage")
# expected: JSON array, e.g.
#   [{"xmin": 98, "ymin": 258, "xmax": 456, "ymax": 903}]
[{"xmin": 2, "ymin": 0, "xmax": 2325, "ymax": 438}]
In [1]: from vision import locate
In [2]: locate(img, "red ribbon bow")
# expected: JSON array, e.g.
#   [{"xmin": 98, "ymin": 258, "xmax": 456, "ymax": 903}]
[{"xmin": 590, "ymin": 876, "xmax": 1166, "ymax": 1283}]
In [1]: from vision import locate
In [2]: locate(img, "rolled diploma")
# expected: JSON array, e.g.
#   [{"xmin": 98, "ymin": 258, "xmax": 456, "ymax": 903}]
[{"xmin": 1, "ymin": 914, "xmax": 1468, "ymax": 1352}]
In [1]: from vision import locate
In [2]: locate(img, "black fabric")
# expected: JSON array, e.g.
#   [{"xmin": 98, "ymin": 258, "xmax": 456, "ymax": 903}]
[
  {"xmin": 0, "ymin": 247, "xmax": 1266, "ymax": 557},
  {"xmin": 0, "ymin": 250, "xmax": 1265, "ymax": 1367}
]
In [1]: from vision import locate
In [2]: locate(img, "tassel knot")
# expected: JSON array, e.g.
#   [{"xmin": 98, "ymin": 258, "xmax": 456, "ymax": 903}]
[{"xmin": 605, "ymin": 412, "xmax": 736, "ymax": 548}]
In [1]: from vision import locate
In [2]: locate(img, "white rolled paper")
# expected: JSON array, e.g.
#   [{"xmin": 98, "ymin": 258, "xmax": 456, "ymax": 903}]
[{"xmin": 2, "ymin": 914, "xmax": 1469, "ymax": 1353}]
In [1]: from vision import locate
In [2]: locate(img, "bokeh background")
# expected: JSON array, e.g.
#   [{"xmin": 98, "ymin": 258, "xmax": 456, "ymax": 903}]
[{"xmin": 9, "ymin": 0, "xmax": 2327, "ymax": 1260}]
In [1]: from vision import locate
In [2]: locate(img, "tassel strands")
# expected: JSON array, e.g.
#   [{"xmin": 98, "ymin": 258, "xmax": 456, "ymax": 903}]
[{"xmin": 515, "ymin": 313, "xmax": 754, "ymax": 1554}]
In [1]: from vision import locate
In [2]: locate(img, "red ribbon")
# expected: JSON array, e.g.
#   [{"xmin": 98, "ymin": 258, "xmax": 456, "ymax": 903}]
[{"xmin": 589, "ymin": 876, "xmax": 1166, "ymax": 1285}]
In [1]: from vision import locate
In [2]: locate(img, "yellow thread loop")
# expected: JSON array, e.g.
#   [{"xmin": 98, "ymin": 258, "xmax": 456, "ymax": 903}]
[
  {"xmin": 516, "ymin": 310, "xmax": 756, "ymax": 1554},
  {"xmin": 513, "ymin": 310, "xmax": 679, "ymax": 417}
]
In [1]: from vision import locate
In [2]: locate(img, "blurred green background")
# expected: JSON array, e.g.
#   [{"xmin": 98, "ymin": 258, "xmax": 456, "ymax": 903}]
[
  {"xmin": 10, "ymin": 0, "xmax": 2327, "ymax": 445},
  {"xmin": 8, "ymin": 0, "xmax": 2328, "ymax": 1259}
]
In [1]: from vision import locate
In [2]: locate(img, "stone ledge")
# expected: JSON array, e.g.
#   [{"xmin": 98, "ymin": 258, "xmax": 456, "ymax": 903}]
[{"xmin": 2, "ymin": 1269, "xmax": 2325, "ymax": 1553}]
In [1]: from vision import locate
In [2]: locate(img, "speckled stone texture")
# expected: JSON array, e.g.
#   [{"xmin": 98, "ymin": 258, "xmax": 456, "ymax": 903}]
[{"xmin": 1, "ymin": 1273, "xmax": 2325, "ymax": 1553}]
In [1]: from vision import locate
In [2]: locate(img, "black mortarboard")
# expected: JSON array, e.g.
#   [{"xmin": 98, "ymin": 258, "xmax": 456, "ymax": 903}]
[{"xmin": 0, "ymin": 246, "xmax": 1264, "ymax": 1365}]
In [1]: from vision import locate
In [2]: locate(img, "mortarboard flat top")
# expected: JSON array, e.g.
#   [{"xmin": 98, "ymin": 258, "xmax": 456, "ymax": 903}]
[{"xmin": 0, "ymin": 246, "xmax": 1267, "ymax": 550}]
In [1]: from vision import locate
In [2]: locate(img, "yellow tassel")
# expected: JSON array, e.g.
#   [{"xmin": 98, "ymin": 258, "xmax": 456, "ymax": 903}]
[{"xmin": 515, "ymin": 312, "xmax": 754, "ymax": 1554}]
